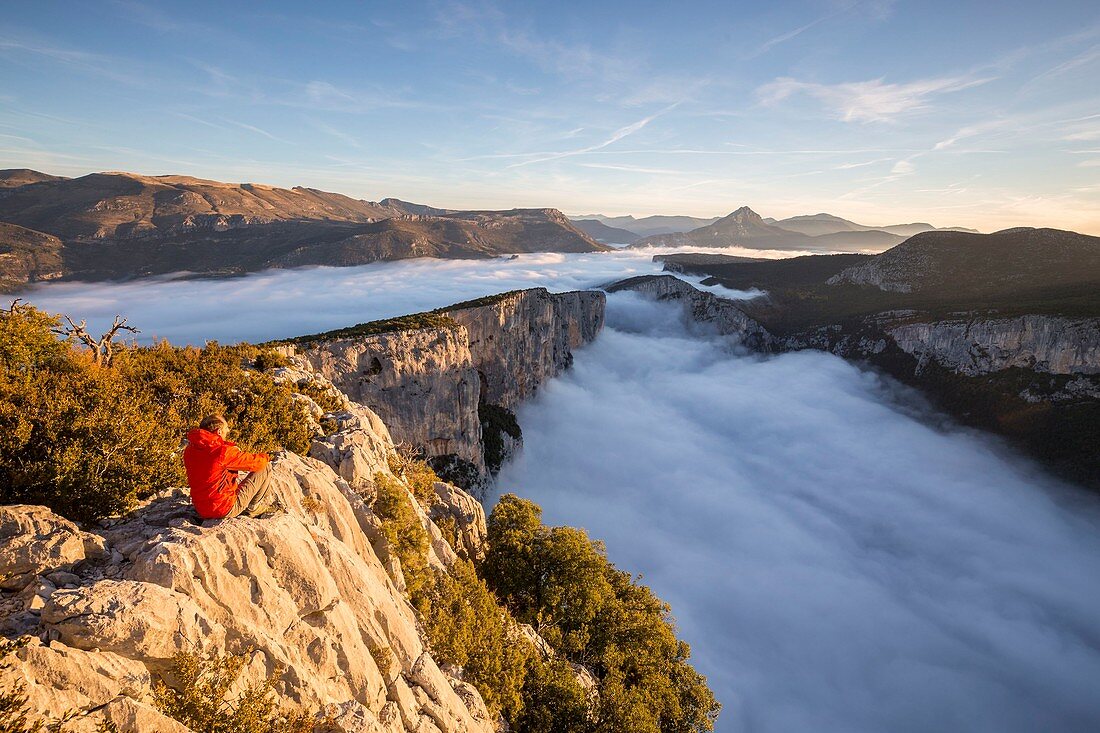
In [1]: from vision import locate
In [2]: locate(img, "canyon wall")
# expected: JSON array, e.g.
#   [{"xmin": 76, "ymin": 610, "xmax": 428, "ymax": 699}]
[
  {"xmin": 884, "ymin": 315, "xmax": 1100, "ymax": 376},
  {"xmin": 606, "ymin": 274, "xmax": 1100, "ymax": 486},
  {"xmin": 292, "ymin": 288, "xmax": 605, "ymax": 487},
  {"xmin": 607, "ymin": 274, "xmax": 1100, "ymax": 377},
  {"xmin": 605, "ymin": 275, "xmax": 776, "ymax": 351}
]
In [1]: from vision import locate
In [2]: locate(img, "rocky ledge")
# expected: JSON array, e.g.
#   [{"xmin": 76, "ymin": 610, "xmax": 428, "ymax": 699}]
[{"xmin": 0, "ymin": 384, "xmax": 495, "ymax": 732}]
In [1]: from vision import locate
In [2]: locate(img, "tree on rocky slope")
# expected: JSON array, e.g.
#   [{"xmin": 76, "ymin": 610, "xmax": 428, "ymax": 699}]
[{"xmin": 483, "ymin": 495, "xmax": 721, "ymax": 733}]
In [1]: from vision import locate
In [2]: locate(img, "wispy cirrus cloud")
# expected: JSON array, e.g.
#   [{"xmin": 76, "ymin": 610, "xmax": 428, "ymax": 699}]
[
  {"xmin": 306, "ymin": 117, "xmax": 364, "ymax": 149},
  {"xmin": 433, "ymin": 0, "xmax": 702, "ymax": 106},
  {"xmin": 505, "ymin": 103, "xmax": 680, "ymax": 168},
  {"xmin": 749, "ymin": 0, "xmax": 898, "ymax": 57},
  {"xmin": 579, "ymin": 162, "xmax": 688, "ymax": 175},
  {"xmin": 757, "ymin": 74, "xmax": 995, "ymax": 123},
  {"xmin": 221, "ymin": 119, "xmax": 294, "ymax": 145},
  {"xmin": 0, "ymin": 32, "xmax": 148, "ymax": 87},
  {"xmin": 833, "ymin": 157, "xmax": 892, "ymax": 169}
]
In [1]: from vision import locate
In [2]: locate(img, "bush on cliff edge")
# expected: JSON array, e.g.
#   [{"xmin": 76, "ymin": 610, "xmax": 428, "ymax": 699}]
[
  {"xmin": 0, "ymin": 302, "xmax": 310, "ymax": 523},
  {"xmin": 484, "ymin": 494, "xmax": 721, "ymax": 733}
]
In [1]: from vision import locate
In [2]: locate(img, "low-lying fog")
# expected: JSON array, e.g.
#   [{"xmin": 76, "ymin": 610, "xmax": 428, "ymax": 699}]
[
  {"xmin": 497, "ymin": 293, "xmax": 1100, "ymax": 733},
  {"xmin": 26, "ymin": 253, "xmax": 1100, "ymax": 731},
  {"xmin": 21, "ymin": 248, "xmax": 765, "ymax": 344}
]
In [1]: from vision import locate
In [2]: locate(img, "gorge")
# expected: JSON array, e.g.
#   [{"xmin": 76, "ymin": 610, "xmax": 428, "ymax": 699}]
[
  {"xmin": 5, "ymin": 247, "xmax": 1100, "ymax": 732},
  {"xmin": 498, "ymin": 290, "xmax": 1100, "ymax": 732}
]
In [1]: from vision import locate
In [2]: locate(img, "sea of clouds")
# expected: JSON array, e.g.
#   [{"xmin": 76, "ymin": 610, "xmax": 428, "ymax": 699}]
[
  {"xmin": 21, "ymin": 247, "xmax": 767, "ymax": 344},
  {"xmin": 25, "ymin": 252, "xmax": 1100, "ymax": 731},
  {"xmin": 495, "ymin": 292, "xmax": 1100, "ymax": 733}
]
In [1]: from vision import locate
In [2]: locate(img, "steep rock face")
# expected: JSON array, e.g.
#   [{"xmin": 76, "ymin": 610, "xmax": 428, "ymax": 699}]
[
  {"xmin": 605, "ymin": 275, "xmax": 774, "ymax": 352},
  {"xmin": 886, "ymin": 316, "xmax": 1100, "ymax": 376},
  {"xmin": 448, "ymin": 289, "xmax": 606, "ymax": 408},
  {"xmin": 607, "ymin": 275, "xmax": 1100, "ymax": 378},
  {"xmin": 297, "ymin": 326, "xmax": 484, "ymax": 472},
  {"xmin": 0, "ymin": 409, "xmax": 495, "ymax": 732},
  {"xmin": 294, "ymin": 288, "xmax": 605, "ymax": 486}
]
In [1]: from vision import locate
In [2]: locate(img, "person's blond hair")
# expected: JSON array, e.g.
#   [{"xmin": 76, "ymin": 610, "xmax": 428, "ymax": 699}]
[{"xmin": 199, "ymin": 414, "xmax": 228, "ymax": 433}]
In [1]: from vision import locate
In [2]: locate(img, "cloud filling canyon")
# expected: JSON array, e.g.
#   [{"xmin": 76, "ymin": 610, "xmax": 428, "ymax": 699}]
[{"xmin": 497, "ymin": 292, "xmax": 1100, "ymax": 733}]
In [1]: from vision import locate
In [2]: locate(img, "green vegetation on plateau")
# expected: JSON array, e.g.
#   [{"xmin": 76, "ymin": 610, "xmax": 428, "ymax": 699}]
[
  {"xmin": 277, "ymin": 289, "xmax": 530, "ymax": 348},
  {"xmin": 278, "ymin": 312, "xmax": 460, "ymax": 347},
  {"xmin": 442, "ymin": 290, "xmax": 524, "ymax": 311}
]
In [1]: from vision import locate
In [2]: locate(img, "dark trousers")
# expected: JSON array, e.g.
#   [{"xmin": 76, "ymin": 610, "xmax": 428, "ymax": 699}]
[{"xmin": 226, "ymin": 464, "xmax": 274, "ymax": 518}]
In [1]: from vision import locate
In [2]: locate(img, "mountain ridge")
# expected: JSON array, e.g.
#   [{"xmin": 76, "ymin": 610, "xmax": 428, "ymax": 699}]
[
  {"xmin": 576, "ymin": 208, "xmax": 978, "ymax": 239},
  {"xmin": 0, "ymin": 168, "xmax": 610, "ymax": 289},
  {"xmin": 627, "ymin": 206, "xmax": 907, "ymax": 252}
]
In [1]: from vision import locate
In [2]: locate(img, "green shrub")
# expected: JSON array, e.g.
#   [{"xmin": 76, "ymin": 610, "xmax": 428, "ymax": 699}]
[
  {"xmin": 117, "ymin": 341, "xmax": 313, "ymax": 456},
  {"xmin": 479, "ymin": 403, "xmax": 522, "ymax": 474},
  {"xmin": 0, "ymin": 303, "xmax": 312, "ymax": 523},
  {"xmin": 515, "ymin": 657, "xmax": 593, "ymax": 733},
  {"xmin": 484, "ymin": 495, "xmax": 720, "ymax": 733},
  {"xmin": 292, "ymin": 381, "xmax": 344, "ymax": 414},
  {"xmin": 153, "ymin": 650, "xmax": 315, "ymax": 733},
  {"xmin": 387, "ymin": 447, "xmax": 441, "ymax": 508},
  {"xmin": 252, "ymin": 350, "xmax": 290, "ymax": 372},
  {"xmin": 372, "ymin": 472, "xmax": 430, "ymax": 599},
  {"xmin": 417, "ymin": 561, "xmax": 532, "ymax": 721}
]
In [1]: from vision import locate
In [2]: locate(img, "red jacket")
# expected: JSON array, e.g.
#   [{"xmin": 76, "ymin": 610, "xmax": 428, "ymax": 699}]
[{"xmin": 183, "ymin": 428, "xmax": 270, "ymax": 519}]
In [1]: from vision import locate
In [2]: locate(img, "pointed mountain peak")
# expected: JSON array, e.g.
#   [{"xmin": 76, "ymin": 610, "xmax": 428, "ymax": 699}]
[{"xmin": 723, "ymin": 206, "xmax": 763, "ymax": 223}]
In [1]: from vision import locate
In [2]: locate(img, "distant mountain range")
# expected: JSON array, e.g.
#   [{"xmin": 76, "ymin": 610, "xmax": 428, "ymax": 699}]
[
  {"xmin": 570, "ymin": 219, "xmax": 642, "ymax": 244},
  {"xmin": 572, "ymin": 208, "xmax": 976, "ymax": 250},
  {"xmin": 573, "ymin": 213, "xmax": 722, "ymax": 238},
  {"xmin": 622, "ymin": 206, "xmax": 905, "ymax": 252},
  {"xmin": 662, "ymin": 226, "xmax": 1100, "ymax": 320},
  {"xmin": 0, "ymin": 169, "xmax": 609, "ymax": 289}
]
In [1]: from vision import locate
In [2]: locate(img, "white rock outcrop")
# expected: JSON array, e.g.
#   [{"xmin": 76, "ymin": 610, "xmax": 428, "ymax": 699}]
[
  {"xmin": 886, "ymin": 315, "xmax": 1100, "ymax": 376},
  {"xmin": 0, "ymin": 505, "xmax": 108, "ymax": 591},
  {"xmin": 1, "ymin": 418, "xmax": 495, "ymax": 732}
]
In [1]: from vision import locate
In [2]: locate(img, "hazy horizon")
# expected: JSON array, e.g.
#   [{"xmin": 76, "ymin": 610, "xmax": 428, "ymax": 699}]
[{"xmin": 2, "ymin": 1, "xmax": 1099, "ymax": 234}]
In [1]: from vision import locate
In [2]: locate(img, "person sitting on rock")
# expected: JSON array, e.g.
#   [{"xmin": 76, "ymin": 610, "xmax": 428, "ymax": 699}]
[{"xmin": 183, "ymin": 414, "xmax": 275, "ymax": 520}]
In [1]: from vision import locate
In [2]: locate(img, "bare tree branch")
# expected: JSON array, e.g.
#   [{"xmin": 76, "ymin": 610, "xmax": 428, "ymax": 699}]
[{"xmin": 53, "ymin": 313, "xmax": 141, "ymax": 367}]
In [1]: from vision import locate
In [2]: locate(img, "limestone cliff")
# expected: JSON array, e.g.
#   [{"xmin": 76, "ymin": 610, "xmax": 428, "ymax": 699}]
[
  {"xmin": 884, "ymin": 315, "xmax": 1100, "ymax": 376},
  {"xmin": 604, "ymin": 275, "xmax": 774, "ymax": 352},
  {"xmin": 288, "ymin": 288, "xmax": 605, "ymax": 488},
  {"xmin": 606, "ymin": 274, "xmax": 1100, "ymax": 485},
  {"xmin": 607, "ymin": 275, "xmax": 1100, "ymax": 378},
  {"xmin": 0, "ymin": 389, "xmax": 497, "ymax": 732}
]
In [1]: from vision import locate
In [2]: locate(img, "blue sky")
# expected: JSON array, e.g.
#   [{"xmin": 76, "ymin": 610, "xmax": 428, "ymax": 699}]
[{"xmin": 1, "ymin": 0, "xmax": 1098, "ymax": 232}]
